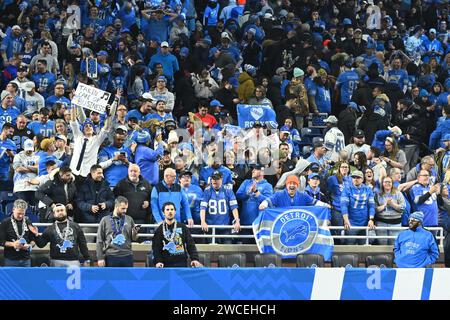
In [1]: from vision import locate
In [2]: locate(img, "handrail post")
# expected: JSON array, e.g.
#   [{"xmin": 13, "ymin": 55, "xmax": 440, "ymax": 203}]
[{"xmin": 212, "ymin": 226, "xmax": 216, "ymax": 245}]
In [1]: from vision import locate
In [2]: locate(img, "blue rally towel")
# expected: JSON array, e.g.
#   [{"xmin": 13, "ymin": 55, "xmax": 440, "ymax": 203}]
[
  {"xmin": 237, "ymin": 104, "xmax": 278, "ymax": 129},
  {"xmin": 253, "ymin": 206, "xmax": 334, "ymax": 261}
]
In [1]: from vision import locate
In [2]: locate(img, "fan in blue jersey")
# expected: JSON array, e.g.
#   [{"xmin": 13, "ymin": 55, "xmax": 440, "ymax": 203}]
[
  {"xmin": 0, "ymin": 25, "xmax": 24, "ymax": 61},
  {"xmin": 199, "ymin": 154, "xmax": 234, "ymax": 188},
  {"xmin": 179, "ymin": 171, "xmax": 204, "ymax": 227},
  {"xmin": 0, "ymin": 92, "xmax": 21, "ymax": 128},
  {"xmin": 107, "ymin": 63, "xmax": 125, "ymax": 93},
  {"xmin": 394, "ymin": 211, "xmax": 439, "ymax": 268},
  {"xmin": 144, "ymin": 100, "xmax": 173, "ymax": 122},
  {"xmin": 133, "ymin": 129, "xmax": 164, "ymax": 186},
  {"xmin": 259, "ymin": 175, "xmax": 330, "ymax": 209},
  {"xmin": 96, "ymin": 51, "xmax": 111, "ymax": 91},
  {"xmin": 387, "ymin": 58, "xmax": 410, "ymax": 93},
  {"xmin": 125, "ymin": 93, "xmax": 156, "ymax": 123},
  {"xmin": 236, "ymin": 165, "xmax": 273, "ymax": 243},
  {"xmin": 27, "ymin": 108, "xmax": 55, "ymax": 137},
  {"xmin": 410, "ymin": 170, "xmax": 440, "ymax": 228},
  {"xmin": 327, "ymin": 162, "xmax": 352, "ymax": 243},
  {"xmin": 98, "ymin": 126, "xmax": 134, "ymax": 188},
  {"xmin": 341, "ymin": 170, "xmax": 376, "ymax": 245},
  {"xmin": 0, "ymin": 123, "xmax": 18, "ymax": 188},
  {"xmin": 30, "ymin": 60, "xmax": 56, "ymax": 99},
  {"xmin": 45, "ymin": 82, "xmax": 71, "ymax": 109},
  {"xmin": 335, "ymin": 59, "xmax": 359, "ymax": 106},
  {"xmin": 36, "ymin": 137, "xmax": 61, "ymax": 176},
  {"xmin": 422, "ymin": 28, "xmax": 444, "ymax": 63},
  {"xmin": 307, "ymin": 69, "xmax": 332, "ymax": 114},
  {"xmin": 200, "ymin": 171, "xmax": 240, "ymax": 244}
]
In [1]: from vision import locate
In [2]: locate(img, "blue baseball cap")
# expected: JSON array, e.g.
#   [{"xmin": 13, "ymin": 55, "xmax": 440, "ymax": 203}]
[
  {"xmin": 409, "ymin": 211, "xmax": 424, "ymax": 223},
  {"xmin": 348, "ymin": 101, "xmax": 358, "ymax": 110},
  {"xmin": 132, "ymin": 130, "xmax": 151, "ymax": 144},
  {"xmin": 308, "ymin": 173, "xmax": 320, "ymax": 180},
  {"xmin": 97, "ymin": 50, "xmax": 108, "ymax": 57},
  {"xmin": 443, "ymin": 134, "xmax": 450, "ymax": 141},
  {"xmin": 157, "ymin": 76, "xmax": 167, "ymax": 82},
  {"xmin": 210, "ymin": 99, "xmax": 223, "ymax": 107},
  {"xmin": 343, "ymin": 18, "xmax": 352, "ymax": 25}
]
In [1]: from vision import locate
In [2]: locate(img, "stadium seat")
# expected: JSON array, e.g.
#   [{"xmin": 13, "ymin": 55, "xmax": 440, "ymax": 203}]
[
  {"xmin": 218, "ymin": 253, "xmax": 246, "ymax": 268},
  {"xmin": 312, "ymin": 137, "xmax": 324, "ymax": 145},
  {"xmin": 296, "ymin": 254, "xmax": 325, "ymax": 268},
  {"xmin": 254, "ymin": 253, "xmax": 282, "ymax": 267},
  {"xmin": 365, "ymin": 254, "xmax": 394, "ymax": 268},
  {"xmin": 332, "ymin": 254, "xmax": 360, "ymax": 268},
  {"xmin": 4, "ymin": 202, "xmax": 14, "ymax": 217},
  {"xmin": 26, "ymin": 207, "xmax": 39, "ymax": 223},
  {"xmin": 31, "ymin": 252, "xmax": 50, "ymax": 267},
  {"xmin": 310, "ymin": 127, "xmax": 324, "ymax": 136},
  {"xmin": 301, "ymin": 128, "xmax": 313, "ymax": 137},
  {"xmin": 198, "ymin": 253, "xmax": 211, "ymax": 267},
  {"xmin": 0, "ymin": 191, "xmax": 16, "ymax": 204}
]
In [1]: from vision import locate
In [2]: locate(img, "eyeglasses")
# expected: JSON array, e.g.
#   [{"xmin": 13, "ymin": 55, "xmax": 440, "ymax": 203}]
[
  {"xmin": 340, "ymin": 166, "xmax": 349, "ymax": 168},
  {"xmin": 419, "ymin": 174, "xmax": 430, "ymax": 177},
  {"xmin": 118, "ymin": 109, "xmax": 127, "ymax": 111}
]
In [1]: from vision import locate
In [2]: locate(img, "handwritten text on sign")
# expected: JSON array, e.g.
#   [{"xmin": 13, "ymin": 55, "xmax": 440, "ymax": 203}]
[{"xmin": 72, "ymin": 83, "xmax": 111, "ymax": 114}]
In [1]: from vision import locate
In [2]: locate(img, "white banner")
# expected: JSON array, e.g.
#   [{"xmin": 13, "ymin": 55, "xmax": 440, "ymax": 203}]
[{"xmin": 72, "ymin": 83, "xmax": 111, "ymax": 114}]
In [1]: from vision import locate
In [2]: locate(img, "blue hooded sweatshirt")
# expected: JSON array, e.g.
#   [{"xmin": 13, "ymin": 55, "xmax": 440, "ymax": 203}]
[
  {"xmin": 236, "ymin": 178, "xmax": 273, "ymax": 225},
  {"xmin": 394, "ymin": 226, "xmax": 439, "ymax": 268}
]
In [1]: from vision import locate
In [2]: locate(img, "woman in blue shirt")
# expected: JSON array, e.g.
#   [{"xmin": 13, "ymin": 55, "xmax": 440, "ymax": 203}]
[{"xmin": 327, "ymin": 161, "xmax": 351, "ymax": 243}]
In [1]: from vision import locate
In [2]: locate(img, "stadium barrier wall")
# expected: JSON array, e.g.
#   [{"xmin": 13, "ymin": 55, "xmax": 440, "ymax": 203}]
[{"xmin": 0, "ymin": 267, "xmax": 449, "ymax": 300}]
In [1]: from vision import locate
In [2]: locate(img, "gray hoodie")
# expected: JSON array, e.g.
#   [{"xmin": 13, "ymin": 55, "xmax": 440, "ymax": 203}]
[{"xmin": 96, "ymin": 214, "xmax": 136, "ymax": 260}]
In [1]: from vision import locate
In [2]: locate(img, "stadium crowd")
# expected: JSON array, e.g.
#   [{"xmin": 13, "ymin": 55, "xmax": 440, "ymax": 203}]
[{"xmin": 0, "ymin": 0, "xmax": 449, "ymax": 267}]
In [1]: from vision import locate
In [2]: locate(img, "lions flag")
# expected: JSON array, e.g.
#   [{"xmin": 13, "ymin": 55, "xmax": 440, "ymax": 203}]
[{"xmin": 253, "ymin": 207, "xmax": 334, "ymax": 261}]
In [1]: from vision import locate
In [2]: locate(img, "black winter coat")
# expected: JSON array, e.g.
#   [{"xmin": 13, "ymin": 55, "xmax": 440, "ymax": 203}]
[
  {"xmin": 114, "ymin": 176, "xmax": 152, "ymax": 223},
  {"xmin": 76, "ymin": 176, "xmax": 115, "ymax": 223}
]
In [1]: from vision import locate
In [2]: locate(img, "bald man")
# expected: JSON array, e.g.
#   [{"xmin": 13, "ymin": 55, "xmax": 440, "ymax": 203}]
[
  {"xmin": 114, "ymin": 164, "xmax": 153, "ymax": 224},
  {"xmin": 151, "ymin": 168, "xmax": 193, "ymax": 226}
]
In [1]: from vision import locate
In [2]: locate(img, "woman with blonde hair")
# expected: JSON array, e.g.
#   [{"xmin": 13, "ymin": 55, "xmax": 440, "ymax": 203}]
[
  {"xmin": 381, "ymin": 137, "xmax": 407, "ymax": 175},
  {"xmin": 375, "ymin": 175, "xmax": 406, "ymax": 245}
]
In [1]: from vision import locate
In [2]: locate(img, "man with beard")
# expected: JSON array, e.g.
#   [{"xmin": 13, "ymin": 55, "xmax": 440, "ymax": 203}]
[
  {"xmin": 0, "ymin": 123, "xmax": 17, "ymax": 191},
  {"xmin": 96, "ymin": 196, "xmax": 140, "ymax": 267},
  {"xmin": 76, "ymin": 165, "xmax": 114, "ymax": 223},
  {"xmin": 153, "ymin": 202, "xmax": 202, "ymax": 268},
  {"xmin": 343, "ymin": 129, "xmax": 371, "ymax": 161},
  {"xmin": 35, "ymin": 204, "xmax": 90, "ymax": 267},
  {"xmin": 259, "ymin": 175, "xmax": 330, "ymax": 209},
  {"xmin": 394, "ymin": 211, "xmax": 439, "ymax": 268},
  {"xmin": 98, "ymin": 126, "xmax": 133, "ymax": 188},
  {"xmin": 0, "ymin": 199, "xmax": 38, "ymax": 267}
]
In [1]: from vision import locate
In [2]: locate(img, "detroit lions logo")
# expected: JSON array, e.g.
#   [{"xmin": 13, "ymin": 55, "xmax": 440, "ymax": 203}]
[
  {"xmin": 283, "ymin": 225, "xmax": 308, "ymax": 242},
  {"xmin": 163, "ymin": 241, "xmax": 177, "ymax": 254},
  {"xmin": 57, "ymin": 240, "xmax": 73, "ymax": 253},
  {"xmin": 271, "ymin": 209, "xmax": 318, "ymax": 256}
]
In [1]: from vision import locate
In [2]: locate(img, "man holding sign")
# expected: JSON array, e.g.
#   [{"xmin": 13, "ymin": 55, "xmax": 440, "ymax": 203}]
[{"xmin": 69, "ymin": 84, "xmax": 114, "ymax": 184}]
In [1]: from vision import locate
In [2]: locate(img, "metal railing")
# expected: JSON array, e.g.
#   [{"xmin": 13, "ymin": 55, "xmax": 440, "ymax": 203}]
[{"xmin": 34, "ymin": 224, "xmax": 445, "ymax": 246}]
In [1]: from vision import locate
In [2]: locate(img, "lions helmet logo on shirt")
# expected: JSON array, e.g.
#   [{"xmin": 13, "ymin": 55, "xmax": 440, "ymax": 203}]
[{"xmin": 271, "ymin": 209, "xmax": 318, "ymax": 256}]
